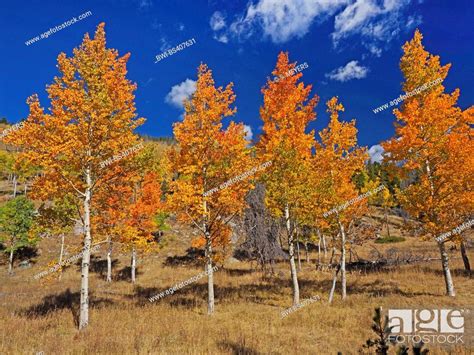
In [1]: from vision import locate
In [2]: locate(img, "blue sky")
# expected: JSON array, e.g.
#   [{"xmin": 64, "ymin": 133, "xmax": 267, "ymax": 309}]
[{"xmin": 1, "ymin": 0, "xmax": 472, "ymax": 159}]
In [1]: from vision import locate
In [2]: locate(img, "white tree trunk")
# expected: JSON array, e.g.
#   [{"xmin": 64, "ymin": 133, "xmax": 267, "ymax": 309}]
[
  {"xmin": 425, "ymin": 159, "xmax": 435, "ymax": 197},
  {"xmin": 79, "ymin": 171, "xmax": 92, "ymax": 330},
  {"xmin": 12, "ymin": 174, "xmax": 17, "ymax": 198},
  {"xmin": 438, "ymin": 241, "xmax": 455, "ymax": 297},
  {"xmin": 58, "ymin": 234, "xmax": 65, "ymax": 280},
  {"xmin": 322, "ymin": 234, "xmax": 327, "ymax": 260},
  {"xmin": 317, "ymin": 228, "xmax": 322, "ymax": 265},
  {"xmin": 205, "ymin": 237, "xmax": 215, "ymax": 315},
  {"xmin": 317, "ymin": 236, "xmax": 321, "ymax": 265},
  {"xmin": 8, "ymin": 245, "xmax": 14, "ymax": 275},
  {"xmin": 107, "ymin": 239, "xmax": 112, "ymax": 283},
  {"xmin": 337, "ymin": 218, "xmax": 347, "ymax": 300},
  {"xmin": 304, "ymin": 242, "xmax": 309, "ymax": 264},
  {"xmin": 328, "ymin": 262, "xmax": 341, "ymax": 304},
  {"xmin": 131, "ymin": 247, "xmax": 137, "ymax": 284},
  {"xmin": 203, "ymin": 200, "xmax": 215, "ymax": 315},
  {"xmin": 296, "ymin": 240, "xmax": 302, "ymax": 271},
  {"xmin": 285, "ymin": 204, "xmax": 300, "ymax": 306},
  {"xmin": 425, "ymin": 159, "xmax": 455, "ymax": 295}
]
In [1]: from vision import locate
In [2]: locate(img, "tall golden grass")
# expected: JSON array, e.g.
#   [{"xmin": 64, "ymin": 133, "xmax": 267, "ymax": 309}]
[{"xmin": 0, "ymin": 217, "xmax": 472, "ymax": 354}]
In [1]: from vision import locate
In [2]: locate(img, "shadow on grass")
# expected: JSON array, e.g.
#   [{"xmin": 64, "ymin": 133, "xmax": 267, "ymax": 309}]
[
  {"xmin": 15, "ymin": 246, "xmax": 39, "ymax": 263},
  {"xmin": 419, "ymin": 266, "xmax": 472, "ymax": 278},
  {"xmin": 114, "ymin": 266, "xmax": 143, "ymax": 282},
  {"xmin": 218, "ymin": 340, "xmax": 261, "ymax": 355},
  {"xmin": 163, "ymin": 247, "xmax": 204, "ymax": 267},
  {"xmin": 75, "ymin": 255, "xmax": 138, "ymax": 282},
  {"xmin": 0, "ymin": 245, "xmax": 39, "ymax": 267},
  {"xmin": 74, "ymin": 255, "xmax": 120, "ymax": 280},
  {"xmin": 347, "ymin": 278, "xmax": 439, "ymax": 298},
  {"xmin": 89, "ymin": 255, "xmax": 120, "ymax": 278},
  {"xmin": 19, "ymin": 288, "xmax": 114, "ymax": 327},
  {"xmin": 169, "ymin": 297, "xmax": 200, "ymax": 309},
  {"xmin": 130, "ymin": 276, "xmax": 318, "ymax": 309},
  {"xmin": 223, "ymin": 268, "xmax": 256, "ymax": 277}
]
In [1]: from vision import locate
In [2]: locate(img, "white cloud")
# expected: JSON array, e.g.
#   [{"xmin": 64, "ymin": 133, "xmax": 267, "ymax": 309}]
[
  {"xmin": 229, "ymin": 0, "xmax": 348, "ymax": 43},
  {"xmin": 368, "ymin": 144, "xmax": 384, "ymax": 163},
  {"xmin": 368, "ymin": 45, "xmax": 382, "ymax": 57},
  {"xmin": 165, "ymin": 79, "xmax": 196, "ymax": 109},
  {"xmin": 331, "ymin": 0, "xmax": 420, "ymax": 51},
  {"xmin": 210, "ymin": 11, "xmax": 230, "ymax": 43},
  {"xmin": 213, "ymin": 33, "xmax": 229, "ymax": 43},
  {"xmin": 210, "ymin": 11, "xmax": 226, "ymax": 31},
  {"xmin": 332, "ymin": 0, "xmax": 380, "ymax": 43},
  {"xmin": 243, "ymin": 125, "xmax": 253, "ymax": 141},
  {"xmin": 214, "ymin": 0, "xmax": 420, "ymax": 56},
  {"xmin": 326, "ymin": 60, "xmax": 369, "ymax": 82}
]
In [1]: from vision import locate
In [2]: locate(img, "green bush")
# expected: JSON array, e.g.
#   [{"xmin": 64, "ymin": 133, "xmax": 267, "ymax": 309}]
[{"xmin": 375, "ymin": 236, "xmax": 406, "ymax": 244}]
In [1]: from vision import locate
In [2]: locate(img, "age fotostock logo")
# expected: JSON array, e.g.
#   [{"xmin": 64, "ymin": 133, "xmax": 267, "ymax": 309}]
[{"xmin": 388, "ymin": 308, "xmax": 473, "ymax": 346}]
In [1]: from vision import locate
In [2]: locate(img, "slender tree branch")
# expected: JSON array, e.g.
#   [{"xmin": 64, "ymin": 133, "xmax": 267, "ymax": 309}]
[{"xmin": 185, "ymin": 209, "xmax": 206, "ymax": 233}]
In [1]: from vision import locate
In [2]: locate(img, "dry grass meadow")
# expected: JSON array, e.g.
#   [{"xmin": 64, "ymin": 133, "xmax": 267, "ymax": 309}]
[{"xmin": 0, "ymin": 212, "xmax": 473, "ymax": 355}]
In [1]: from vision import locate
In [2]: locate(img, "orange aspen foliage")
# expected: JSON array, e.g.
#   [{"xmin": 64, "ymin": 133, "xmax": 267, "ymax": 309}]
[
  {"xmin": 93, "ymin": 165, "xmax": 137, "ymax": 282},
  {"xmin": 315, "ymin": 97, "xmax": 367, "ymax": 223},
  {"xmin": 256, "ymin": 52, "xmax": 318, "ymax": 306},
  {"xmin": 383, "ymin": 29, "xmax": 473, "ymax": 296},
  {"xmin": 4, "ymin": 23, "xmax": 144, "ymax": 328},
  {"xmin": 167, "ymin": 63, "xmax": 253, "ymax": 314},
  {"xmin": 125, "ymin": 172, "xmax": 163, "ymax": 283},
  {"xmin": 126, "ymin": 172, "xmax": 163, "ymax": 247},
  {"xmin": 312, "ymin": 97, "xmax": 367, "ymax": 302},
  {"xmin": 93, "ymin": 144, "xmax": 165, "ymax": 283}
]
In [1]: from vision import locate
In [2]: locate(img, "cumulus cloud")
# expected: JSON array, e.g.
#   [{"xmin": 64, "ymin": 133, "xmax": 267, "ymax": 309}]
[
  {"xmin": 210, "ymin": 0, "xmax": 420, "ymax": 56},
  {"xmin": 331, "ymin": 0, "xmax": 421, "ymax": 51},
  {"xmin": 368, "ymin": 144, "xmax": 384, "ymax": 163},
  {"xmin": 332, "ymin": 0, "xmax": 380, "ymax": 43},
  {"xmin": 326, "ymin": 60, "xmax": 369, "ymax": 82},
  {"xmin": 210, "ymin": 11, "xmax": 226, "ymax": 31},
  {"xmin": 165, "ymin": 79, "xmax": 196, "ymax": 109},
  {"xmin": 229, "ymin": 0, "xmax": 348, "ymax": 43},
  {"xmin": 243, "ymin": 125, "xmax": 253, "ymax": 141}
]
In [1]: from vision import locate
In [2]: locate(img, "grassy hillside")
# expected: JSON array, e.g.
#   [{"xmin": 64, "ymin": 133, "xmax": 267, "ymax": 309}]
[{"xmin": 0, "ymin": 211, "xmax": 472, "ymax": 354}]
